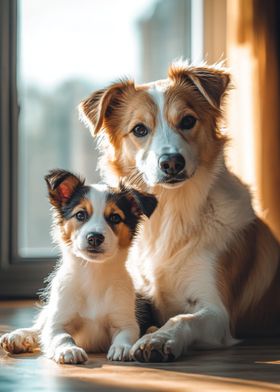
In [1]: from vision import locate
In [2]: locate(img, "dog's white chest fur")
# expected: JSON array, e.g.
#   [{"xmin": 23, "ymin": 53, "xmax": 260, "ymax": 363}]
[
  {"xmin": 130, "ymin": 229, "xmax": 224, "ymax": 324},
  {"xmin": 72, "ymin": 281, "xmax": 114, "ymax": 351},
  {"xmin": 78, "ymin": 288, "xmax": 112, "ymax": 320},
  {"xmin": 77, "ymin": 267, "xmax": 115, "ymax": 319},
  {"xmin": 45, "ymin": 253, "xmax": 137, "ymax": 354},
  {"xmin": 128, "ymin": 171, "xmax": 254, "ymax": 327}
]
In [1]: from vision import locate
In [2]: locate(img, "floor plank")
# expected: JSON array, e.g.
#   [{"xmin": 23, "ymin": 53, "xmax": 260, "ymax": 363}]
[{"xmin": 0, "ymin": 301, "xmax": 280, "ymax": 391}]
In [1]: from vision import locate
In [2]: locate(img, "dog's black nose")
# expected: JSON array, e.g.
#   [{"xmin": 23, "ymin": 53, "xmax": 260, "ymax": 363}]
[
  {"xmin": 158, "ymin": 153, "xmax": 185, "ymax": 176},
  {"xmin": 87, "ymin": 232, "xmax": 105, "ymax": 247}
]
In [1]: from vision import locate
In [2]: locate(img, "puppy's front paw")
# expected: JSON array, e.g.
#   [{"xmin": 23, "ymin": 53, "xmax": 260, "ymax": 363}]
[
  {"xmin": 53, "ymin": 346, "xmax": 88, "ymax": 364},
  {"xmin": 130, "ymin": 332, "xmax": 181, "ymax": 363},
  {"xmin": 0, "ymin": 330, "xmax": 38, "ymax": 354},
  {"xmin": 107, "ymin": 343, "xmax": 132, "ymax": 361}
]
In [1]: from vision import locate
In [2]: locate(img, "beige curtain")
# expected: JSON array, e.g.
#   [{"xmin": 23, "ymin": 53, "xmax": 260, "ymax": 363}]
[{"xmin": 227, "ymin": 0, "xmax": 280, "ymax": 240}]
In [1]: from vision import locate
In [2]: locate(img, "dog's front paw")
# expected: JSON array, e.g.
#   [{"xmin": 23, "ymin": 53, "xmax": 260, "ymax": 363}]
[
  {"xmin": 107, "ymin": 343, "xmax": 132, "ymax": 361},
  {"xmin": 0, "ymin": 330, "xmax": 38, "ymax": 354},
  {"xmin": 53, "ymin": 346, "xmax": 88, "ymax": 364},
  {"xmin": 130, "ymin": 331, "xmax": 181, "ymax": 362}
]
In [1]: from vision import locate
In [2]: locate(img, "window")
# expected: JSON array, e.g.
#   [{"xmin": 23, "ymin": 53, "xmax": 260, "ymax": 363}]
[{"xmin": 0, "ymin": 0, "xmax": 196, "ymax": 297}]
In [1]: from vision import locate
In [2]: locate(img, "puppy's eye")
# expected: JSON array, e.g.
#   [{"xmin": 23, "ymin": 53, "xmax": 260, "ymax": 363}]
[
  {"xmin": 75, "ymin": 211, "xmax": 88, "ymax": 222},
  {"xmin": 179, "ymin": 115, "xmax": 197, "ymax": 130},
  {"xmin": 132, "ymin": 123, "xmax": 149, "ymax": 137},
  {"xmin": 108, "ymin": 213, "xmax": 122, "ymax": 224}
]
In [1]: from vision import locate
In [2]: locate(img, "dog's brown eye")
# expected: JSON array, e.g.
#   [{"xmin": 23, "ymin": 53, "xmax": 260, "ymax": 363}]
[
  {"xmin": 179, "ymin": 115, "xmax": 197, "ymax": 130},
  {"xmin": 132, "ymin": 123, "xmax": 149, "ymax": 137},
  {"xmin": 76, "ymin": 211, "xmax": 88, "ymax": 222},
  {"xmin": 109, "ymin": 213, "xmax": 122, "ymax": 224}
]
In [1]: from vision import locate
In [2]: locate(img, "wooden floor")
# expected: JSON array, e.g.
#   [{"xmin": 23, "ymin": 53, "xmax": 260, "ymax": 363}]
[{"xmin": 1, "ymin": 301, "xmax": 280, "ymax": 392}]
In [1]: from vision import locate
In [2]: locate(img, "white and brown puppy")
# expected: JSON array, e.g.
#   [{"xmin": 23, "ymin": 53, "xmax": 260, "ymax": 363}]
[
  {"xmin": 79, "ymin": 61, "xmax": 280, "ymax": 362},
  {"xmin": 0, "ymin": 169, "xmax": 157, "ymax": 363}
]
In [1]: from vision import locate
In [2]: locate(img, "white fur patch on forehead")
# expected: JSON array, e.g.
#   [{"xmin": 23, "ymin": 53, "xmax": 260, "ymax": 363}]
[
  {"xmin": 146, "ymin": 87, "xmax": 183, "ymax": 151},
  {"xmin": 90, "ymin": 183, "xmax": 109, "ymax": 193},
  {"xmin": 87, "ymin": 184, "xmax": 109, "ymax": 216},
  {"xmin": 147, "ymin": 87, "xmax": 165, "ymax": 125}
]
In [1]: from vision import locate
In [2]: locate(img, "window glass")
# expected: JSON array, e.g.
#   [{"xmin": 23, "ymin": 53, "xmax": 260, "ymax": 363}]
[{"xmin": 18, "ymin": 0, "xmax": 191, "ymax": 257}]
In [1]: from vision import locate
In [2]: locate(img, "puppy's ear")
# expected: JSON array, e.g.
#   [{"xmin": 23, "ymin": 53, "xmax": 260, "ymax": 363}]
[
  {"xmin": 45, "ymin": 169, "xmax": 84, "ymax": 208},
  {"xmin": 127, "ymin": 189, "xmax": 158, "ymax": 218},
  {"xmin": 79, "ymin": 79, "xmax": 135, "ymax": 136},
  {"xmin": 168, "ymin": 62, "xmax": 230, "ymax": 108}
]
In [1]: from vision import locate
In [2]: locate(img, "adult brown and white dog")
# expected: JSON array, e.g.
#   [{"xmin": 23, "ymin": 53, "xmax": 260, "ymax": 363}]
[{"xmin": 80, "ymin": 62, "xmax": 280, "ymax": 362}]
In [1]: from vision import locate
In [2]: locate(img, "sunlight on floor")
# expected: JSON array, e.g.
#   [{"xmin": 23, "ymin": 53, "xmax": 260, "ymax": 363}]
[{"xmin": 1, "ymin": 301, "xmax": 280, "ymax": 392}]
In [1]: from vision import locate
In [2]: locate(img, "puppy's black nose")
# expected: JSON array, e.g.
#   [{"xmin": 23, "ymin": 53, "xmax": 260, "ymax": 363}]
[
  {"xmin": 87, "ymin": 232, "xmax": 105, "ymax": 247},
  {"xmin": 158, "ymin": 153, "xmax": 185, "ymax": 176}
]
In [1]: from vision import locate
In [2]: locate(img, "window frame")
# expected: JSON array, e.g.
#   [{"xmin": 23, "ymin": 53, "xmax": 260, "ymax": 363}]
[{"xmin": 0, "ymin": 0, "xmax": 55, "ymax": 298}]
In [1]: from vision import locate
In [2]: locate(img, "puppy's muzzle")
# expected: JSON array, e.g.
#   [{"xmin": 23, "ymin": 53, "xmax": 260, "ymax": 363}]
[
  {"xmin": 158, "ymin": 153, "xmax": 185, "ymax": 176},
  {"xmin": 86, "ymin": 232, "xmax": 105, "ymax": 248}
]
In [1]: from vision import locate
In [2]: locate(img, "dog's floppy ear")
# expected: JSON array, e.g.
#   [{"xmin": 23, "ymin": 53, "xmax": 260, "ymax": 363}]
[
  {"xmin": 45, "ymin": 169, "xmax": 84, "ymax": 208},
  {"xmin": 168, "ymin": 62, "xmax": 230, "ymax": 108},
  {"xmin": 79, "ymin": 80, "xmax": 135, "ymax": 136},
  {"xmin": 127, "ymin": 189, "xmax": 158, "ymax": 218}
]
